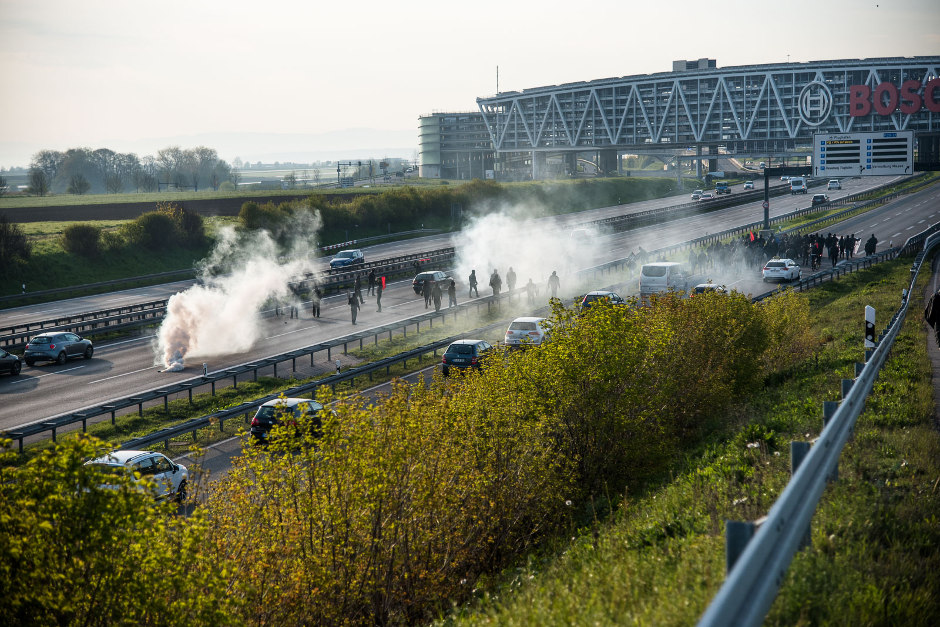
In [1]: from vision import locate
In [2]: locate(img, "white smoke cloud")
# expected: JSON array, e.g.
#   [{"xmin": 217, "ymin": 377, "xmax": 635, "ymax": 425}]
[{"xmin": 155, "ymin": 211, "xmax": 322, "ymax": 371}]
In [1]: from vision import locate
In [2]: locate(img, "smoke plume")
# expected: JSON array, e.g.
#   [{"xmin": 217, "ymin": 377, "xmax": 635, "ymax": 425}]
[{"xmin": 155, "ymin": 212, "xmax": 322, "ymax": 371}]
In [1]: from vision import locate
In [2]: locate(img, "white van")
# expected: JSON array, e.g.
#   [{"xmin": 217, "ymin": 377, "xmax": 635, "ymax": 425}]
[
  {"xmin": 789, "ymin": 177, "xmax": 807, "ymax": 194},
  {"xmin": 639, "ymin": 262, "xmax": 691, "ymax": 296}
]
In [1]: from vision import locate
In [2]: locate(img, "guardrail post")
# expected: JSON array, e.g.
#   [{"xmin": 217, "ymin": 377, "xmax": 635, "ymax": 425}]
[
  {"xmin": 841, "ymin": 379, "xmax": 853, "ymax": 399},
  {"xmin": 725, "ymin": 520, "xmax": 756, "ymax": 573},
  {"xmin": 822, "ymin": 401, "xmax": 839, "ymax": 429},
  {"xmin": 854, "ymin": 362, "xmax": 864, "ymax": 377},
  {"xmin": 164, "ymin": 396, "xmax": 168, "ymax": 413},
  {"xmin": 790, "ymin": 441, "xmax": 813, "ymax": 550}
]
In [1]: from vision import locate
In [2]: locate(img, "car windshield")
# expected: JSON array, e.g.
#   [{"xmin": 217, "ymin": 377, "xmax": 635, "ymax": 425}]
[
  {"xmin": 447, "ymin": 344, "xmax": 474, "ymax": 355},
  {"xmin": 335, "ymin": 251, "xmax": 354, "ymax": 259}
]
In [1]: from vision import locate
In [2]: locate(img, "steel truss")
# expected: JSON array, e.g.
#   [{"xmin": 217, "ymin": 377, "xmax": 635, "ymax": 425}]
[{"xmin": 477, "ymin": 57, "xmax": 940, "ymax": 153}]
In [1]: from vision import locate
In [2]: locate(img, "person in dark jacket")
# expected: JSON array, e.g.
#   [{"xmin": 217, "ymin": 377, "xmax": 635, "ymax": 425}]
[
  {"xmin": 864, "ymin": 234, "xmax": 878, "ymax": 256},
  {"xmin": 312, "ymin": 286, "xmax": 322, "ymax": 318},
  {"xmin": 432, "ymin": 281, "xmax": 442, "ymax": 312},
  {"xmin": 469, "ymin": 270, "xmax": 479, "ymax": 297},
  {"xmin": 348, "ymin": 291, "xmax": 360, "ymax": 325},
  {"xmin": 376, "ymin": 281, "xmax": 383, "ymax": 312},
  {"xmin": 422, "ymin": 278, "xmax": 432, "ymax": 308},
  {"xmin": 367, "ymin": 268, "xmax": 376, "ymax": 295},
  {"xmin": 548, "ymin": 271, "xmax": 560, "ymax": 298},
  {"xmin": 447, "ymin": 279, "xmax": 457, "ymax": 308},
  {"xmin": 354, "ymin": 273, "xmax": 364, "ymax": 304},
  {"xmin": 489, "ymin": 270, "xmax": 502, "ymax": 296}
]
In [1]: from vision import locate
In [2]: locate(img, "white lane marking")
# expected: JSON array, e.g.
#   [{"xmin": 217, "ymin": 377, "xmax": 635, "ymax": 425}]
[
  {"xmin": 102, "ymin": 297, "xmax": 135, "ymax": 304},
  {"xmin": 893, "ymin": 232, "xmax": 903, "ymax": 237},
  {"xmin": 89, "ymin": 366, "xmax": 156, "ymax": 384},
  {"xmin": 11, "ymin": 364, "xmax": 86, "ymax": 383},
  {"xmin": 98, "ymin": 334, "xmax": 156, "ymax": 349},
  {"xmin": 869, "ymin": 224, "xmax": 878, "ymax": 228},
  {"xmin": 906, "ymin": 226, "xmax": 915, "ymax": 230},
  {"xmin": 919, "ymin": 220, "xmax": 926, "ymax": 224},
  {"xmin": 266, "ymin": 325, "xmax": 318, "ymax": 339}
]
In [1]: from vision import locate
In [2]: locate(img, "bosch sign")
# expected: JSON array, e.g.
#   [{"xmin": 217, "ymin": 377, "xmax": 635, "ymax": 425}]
[{"xmin": 849, "ymin": 79, "xmax": 940, "ymax": 116}]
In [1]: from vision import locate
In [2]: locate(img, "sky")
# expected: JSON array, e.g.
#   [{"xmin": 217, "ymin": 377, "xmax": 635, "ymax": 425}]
[{"xmin": 1, "ymin": 0, "xmax": 938, "ymax": 168}]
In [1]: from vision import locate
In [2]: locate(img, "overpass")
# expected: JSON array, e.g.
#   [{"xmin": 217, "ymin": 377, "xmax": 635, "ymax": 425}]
[{"xmin": 473, "ymin": 57, "xmax": 940, "ymax": 179}]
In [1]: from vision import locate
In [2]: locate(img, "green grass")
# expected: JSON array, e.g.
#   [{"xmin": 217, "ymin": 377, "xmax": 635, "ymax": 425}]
[{"xmin": 437, "ymin": 256, "xmax": 940, "ymax": 626}]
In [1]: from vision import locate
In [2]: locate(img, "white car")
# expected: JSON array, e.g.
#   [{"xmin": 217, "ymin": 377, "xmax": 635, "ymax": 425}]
[
  {"xmin": 699, "ymin": 192, "xmax": 715, "ymax": 200},
  {"xmin": 762, "ymin": 258, "xmax": 802, "ymax": 283},
  {"xmin": 691, "ymin": 189, "xmax": 704, "ymax": 200},
  {"xmin": 85, "ymin": 450, "xmax": 188, "ymax": 502},
  {"xmin": 505, "ymin": 317, "xmax": 550, "ymax": 347},
  {"xmin": 743, "ymin": 181, "xmax": 754, "ymax": 190},
  {"xmin": 827, "ymin": 179, "xmax": 841, "ymax": 190}
]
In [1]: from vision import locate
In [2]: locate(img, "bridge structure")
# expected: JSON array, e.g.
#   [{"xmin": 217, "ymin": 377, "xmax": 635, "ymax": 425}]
[{"xmin": 475, "ymin": 56, "xmax": 940, "ymax": 179}]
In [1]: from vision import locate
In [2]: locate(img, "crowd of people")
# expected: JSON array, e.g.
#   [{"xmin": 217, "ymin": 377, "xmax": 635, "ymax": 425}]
[{"xmin": 679, "ymin": 231, "xmax": 880, "ymax": 276}]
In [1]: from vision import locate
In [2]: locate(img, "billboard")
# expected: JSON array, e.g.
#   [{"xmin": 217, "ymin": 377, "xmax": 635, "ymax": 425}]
[{"xmin": 813, "ymin": 131, "xmax": 914, "ymax": 177}]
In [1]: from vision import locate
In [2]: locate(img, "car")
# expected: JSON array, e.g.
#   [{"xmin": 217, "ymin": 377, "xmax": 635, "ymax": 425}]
[
  {"xmin": 580, "ymin": 290, "xmax": 626, "ymax": 312},
  {"xmin": 743, "ymin": 180, "xmax": 754, "ymax": 190},
  {"xmin": 827, "ymin": 179, "xmax": 841, "ymax": 190},
  {"xmin": 329, "ymin": 249, "xmax": 364, "ymax": 269},
  {"xmin": 691, "ymin": 283, "xmax": 728, "ymax": 296},
  {"xmin": 250, "ymin": 397, "xmax": 324, "ymax": 444},
  {"xmin": 811, "ymin": 193, "xmax": 829, "ymax": 206},
  {"xmin": 85, "ymin": 450, "xmax": 188, "ymax": 502},
  {"xmin": 699, "ymin": 192, "xmax": 715, "ymax": 200},
  {"xmin": 714, "ymin": 182, "xmax": 731, "ymax": 195},
  {"xmin": 780, "ymin": 176, "xmax": 790, "ymax": 182},
  {"xmin": 504, "ymin": 317, "xmax": 550, "ymax": 347},
  {"xmin": 789, "ymin": 177, "xmax": 808, "ymax": 194},
  {"xmin": 0, "ymin": 348, "xmax": 21, "ymax": 376},
  {"xmin": 639, "ymin": 262, "xmax": 691, "ymax": 296},
  {"xmin": 762, "ymin": 258, "xmax": 802, "ymax": 282},
  {"xmin": 441, "ymin": 339, "xmax": 493, "ymax": 376},
  {"xmin": 691, "ymin": 189, "xmax": 704, "ymax": 200},
  {"xmin": 759, "ymin": 161, "xmax": 766, "ymax": 169},
  {"xmin": 24, "ymin": 332, "xmax": 93, "ymax": 366},
  {"xmin": 412, "ymin": 270, "xmax": 451, "ymax": 295}
]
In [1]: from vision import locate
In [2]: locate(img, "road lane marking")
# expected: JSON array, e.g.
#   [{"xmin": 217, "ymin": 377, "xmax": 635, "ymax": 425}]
[
  {"xmin": 893, "ymin": 232, "xmax": 903, "ymax": 237},
  {"xmin": 266, "ymin": 325, "xmax": 318, "ymax": 339},
  {"xmin": 10, "ymin": 364, "xmax": 86, "ymax": 383},
  {"xmin": 89, "ymin": 366, "xmax": 156, "ymax": 384}
]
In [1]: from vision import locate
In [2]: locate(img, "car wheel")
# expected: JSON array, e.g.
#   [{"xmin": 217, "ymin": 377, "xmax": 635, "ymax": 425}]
[
  {"xmin": 176, "ymin": 480, "xmax": 187, "ymax": 503},
  {"xmin": 56, "ymin": 352, "xmax": 67, "ymax": 365},
  {"xmin": 11, "ymin": 361, "xmax": 21, "ymax": 375},
  {"xmin": 25, "ymin": 359, "xmax": 35, "ymax": 367},
  {"xmin": 83, "ymin": 346, "xmax": 94, "ymax": 359}
]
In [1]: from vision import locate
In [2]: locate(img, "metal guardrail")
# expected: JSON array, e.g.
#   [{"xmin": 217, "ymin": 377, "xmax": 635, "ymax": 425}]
[{"xmin": 698, "ymin": 229, "xmax": 940, "ymax": 626}]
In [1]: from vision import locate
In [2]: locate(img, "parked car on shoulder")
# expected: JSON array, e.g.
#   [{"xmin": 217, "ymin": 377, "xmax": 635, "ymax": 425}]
[
  {"xmin": 504, "ymin": 317, "xmax": 550, "ymax": 347},
  {"xmin": 329, "ymin": 249, "xmax": 364, "ymax": 269},
  {"xmin": 412, "ymin": 270, "xmax": 451, "ymax": 295},
  {"xmin": 762, "ymin": 258, "xmax": 802, "ymax": 282},
  {"xmin": 811, "ymin": 193, "xmax": 829, "ymax": 206},
  {"xmin": 250, "ymin": 397, "xmax": 324, "ymax": 444},
  {"xmin": 85, "ymin": 450, "xmax": 188, "ymax": 502},
  {"xmin": 0, "ymin": 349, "xmax": 21, "ymax": 376},
  {"xmin": 24, "ymin": 332, "xmax": 93, "ymax": 366},
  {"xmin": 441, "ymin": 339, "xmax": 493, "ymax": 376}
]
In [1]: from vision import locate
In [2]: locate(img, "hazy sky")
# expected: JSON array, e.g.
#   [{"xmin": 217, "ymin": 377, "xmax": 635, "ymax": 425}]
[{"xmin": 1, "ymin": 0, "xmax": 938, "ymax": 167}]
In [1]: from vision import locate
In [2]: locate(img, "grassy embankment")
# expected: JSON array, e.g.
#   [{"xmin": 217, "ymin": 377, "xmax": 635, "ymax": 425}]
[{"xmin": 436, "ymin": 256, "xmax": 940, "ymax": 625}]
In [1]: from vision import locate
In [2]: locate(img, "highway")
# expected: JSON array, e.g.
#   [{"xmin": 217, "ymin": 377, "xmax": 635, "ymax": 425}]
[{"xmin": 1, "ymin": 175, "xmax": 932, "ymax": 437}]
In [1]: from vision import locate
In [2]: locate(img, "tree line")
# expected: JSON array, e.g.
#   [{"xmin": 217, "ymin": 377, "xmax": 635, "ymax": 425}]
[{"xmin": 25, "ymin": 146, "xmax": 234, "ymax": 196}]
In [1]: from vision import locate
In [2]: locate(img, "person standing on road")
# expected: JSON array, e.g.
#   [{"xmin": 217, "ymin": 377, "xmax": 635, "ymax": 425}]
[
  {"xmin": 489, "ymin": 270, "xmax": 502, "ymax": 296},
  {"xmin": 548, "ymin": 270, "xmax": 560, "ymax": 298},
  {"xmin": 447, "ymin": 278, "xmax": 457, "ymax": 308},
  {"xmin": 526, "ymin": 278, "xmax": 536, "ymax": 305},
  {"xmin": 355, "ymin": 273, "xmax": 365, "ymax": 304},
  {"xmin": 312, "ymin": 285, "xmax": 322, "ymax": 318},
  {"xmin": 422, "ymin": 278, "xmax": 432, "ymax": 308},
  {"xmin": 864, "ymin": 234, "xmax": 878, "ymax": 256},
  {"xmin": 348, "ymin": 291, "xmax": 360, "ymax": 325},
  {"xmin": 469, "ymin": 270, "xmax": 479, "ymax": 297},
  {"xmin": 506, "ymin": 267, "xmax": 517, "ymax": 299},
  {"xmin": 368, "ymin": 268, "xmax": 376, "ymax": 295},
  {"xmin": 376, "ymin": 281, "xmax": 383, "ymax": 312},
  {"xmin": 432, "ymin": 281, "xmax": 442, "ymax": 312}
]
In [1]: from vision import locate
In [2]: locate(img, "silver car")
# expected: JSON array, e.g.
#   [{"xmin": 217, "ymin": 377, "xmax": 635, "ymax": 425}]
[
  {"xmin": 85, "ymin": 450, "xmax": 188, "ymax": 502},
  {"xmin": 24, "ymin": 332, "xmax": 93, "ymax": 366}
]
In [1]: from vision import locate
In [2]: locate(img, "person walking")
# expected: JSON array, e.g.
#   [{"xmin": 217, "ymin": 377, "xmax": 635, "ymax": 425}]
[
  {"xmin": 355, "ymin": 273, "xmax": 365, "ymax": 304},
  {"xmin": 432, "ymin": 281, "xmax": 442, "ymax": 312},
  {"xmin": 376, "ymin": 281, "xmax": 383, "ymax": 312},
  {"xmin": 312, "ymin": 286, "xmax": 322, "ymax": 318},
  {"xmin": 489, "ymin": 270, "xmax": 502, "ymax": 296},
  {"xmin": 864, "ymin": 234, "xmax": 878, "ymax": 256},
  {"xmin": 347, "ymin": 291, "xmax": 360, "ymax": 325},
  {"xmin": 548, "ymin": 270, "xmax": 560, "ymax": 298},
  {"xmin": 506, "ymin": 266, "xmax": 517, "ymax": 299},
  {"xmin": 422, "ymin": 277, "xmax": 432, "ymax": 308},
  {"xmin": 368, "ymin": 268, "xmax": 376, "ymax": 295},
  {"xmin": 469, "ymin": 270, "xmax": 479, "ymax": 297},
  {"xmin": 447, "ymin": 278, "xmax": 457, "ymax": 308},
  {"xmin": 525, "ymin": 278, "xmax": 536, "ymax": 305}
]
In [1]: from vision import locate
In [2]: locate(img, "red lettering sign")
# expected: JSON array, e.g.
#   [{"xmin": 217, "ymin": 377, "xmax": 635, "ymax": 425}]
[{"xmin": 849, "ymin": 79, "xmax": 939, "ymax": 116}]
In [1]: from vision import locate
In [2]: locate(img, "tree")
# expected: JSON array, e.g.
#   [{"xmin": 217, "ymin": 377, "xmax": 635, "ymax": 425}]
[
  {"xmin": 27, "ymin": 168, "xmax": 49, "ymax": 196},
  {"xmin": 284, "ymin": 171, "xmax": 297, "ymax": 189},
  {"xmin": 67, "ymin": 173, "xmax": 91, "ymax": 195},
  {"xmin": 105, "ymin": 173, "xmax": 124, "ymax": 194},
  {"xmin": 229, "ymin": 168, "xmax": 241, "ymax": 188},
  {"xmin": 0, "ymin": 215, "xmax": 31, "ymax": 264},
  {"xmin": 312, "ymin": 169, "xmax": 321, "ymax": 188},
  {"xmin": 0, "ymin": 174, "xmax": 7, "ymax": 197}
]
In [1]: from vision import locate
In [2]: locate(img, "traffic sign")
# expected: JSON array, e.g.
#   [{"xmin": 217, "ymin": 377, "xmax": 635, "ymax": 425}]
[
  {"xmin": 762, "ymin": 200, "xmax": 769, "ymax": 210},
  {"xmin": 813, "ymin": 130, "xmax": 913, "ymax": 177}
]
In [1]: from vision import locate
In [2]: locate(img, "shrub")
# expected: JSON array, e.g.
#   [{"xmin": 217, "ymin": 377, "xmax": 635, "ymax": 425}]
[
  {"xmin": 124, "ymin": 211, "xmax": 176, "ymax": 250},
  {"xmin": 61, "ymin": 224, "xmax": 102, "ymax": 257},
  {"xmin": 0, "ymin": 216, "xmax": 30, "ymax": 264},
  {"xmin": 156, "ymin": 202, "xmax": 204, "ymax": 245}
]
